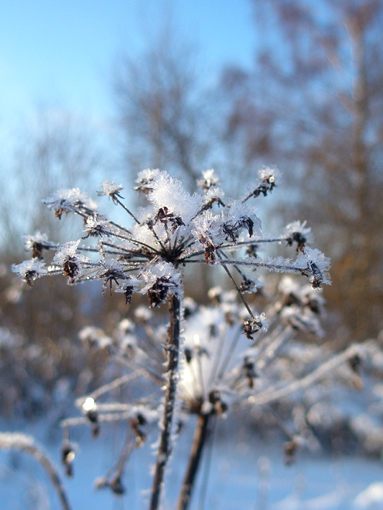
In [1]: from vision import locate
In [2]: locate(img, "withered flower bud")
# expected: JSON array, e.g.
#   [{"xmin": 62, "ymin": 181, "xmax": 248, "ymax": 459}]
[
  {"xmin": 31, "ymin": 242, "xmax": 44, "ymax": 259},
  {"xmin": 286, "ymin": 232, "xmax": 307, "ymax": 253},
  {"xmin": 204, "ymin": 242, "xmax": 216, "ymax": 264},
  {"xmin": 306, "ymin": 297, "xmax": 321, "ymax": 314},
  {"xmin": 109, "ymin": 476, "xmax": 125, "ymax": 496},
  {"xmin": 198, "ymin": 196, "xmax": 225, "ymax": 214},
  {"xmin": 61, "ymin": 442, "xmax": 75, "ymax": 477},
  {"xmin": 223, "ymin": 216, "xmax": 254, "ymax": 242},
  {"xmin": 209, "ymin": 324, "xmax": 218, "ymax": 337},
  {"xmin": 243, "ymin": 317, "xmax": 263, "ymax": 340},
  {"xmin": 130, "ymin": 413, "xmax": 147, "ymax": 446},
  {"xmin": 250, "ymin": 175, "xmax": 276, "ymax": 198},
  {"xmin": 184, "ymin": 347, "xmax": 193, "ymax": 363},
  {"xmin": 24, "ymin": 270, "xmax": 38, "ymax": 287},
  {"xmin": 282, "ymin": 292, "xmax": 301, "ymax": 308},
  {"xmin": 284, "ymin": 439, "xmax": 299, "ymax": 466},
  {"xmin": 301, "ymin": 262, "xmax": 324, "ymax": 289},
  {"xmin": 243, "ymin": 356, "xmax": 257, "ymax": 388},
  {"xmin": 82, "ymin": 397, "xmax": 100, "ymax": 437},
  {"xmin": 208, "ymin": 389, "xmax": 228, "ymax": 414},
  {"xmin": 246, "ymin": 243, "xmax": 258, "ymax": 257},
  {"xmin": 134, "ymin": 176, "xmax": 155, "ymax": 194},
  {"xmin": 123, "ymin": 285, "xmax": 134, "ymax": 304},
  {"xmin": 152, "ymin": 207, "xmax": 185, "ymax": 233},
  {"xmin": 63, "ymin": 257, "xmax": 79, "ymax": 280},
  {"xmin": 349, "ymin": 354, "xmax": 361, "ymax": 374},
  {"xmin": 147, "ymin": 277, "xmax": 171, "ymax": 307},
  {"xmin": 240, "ymin": 276, "xmax": 257, "ymax": 293}
]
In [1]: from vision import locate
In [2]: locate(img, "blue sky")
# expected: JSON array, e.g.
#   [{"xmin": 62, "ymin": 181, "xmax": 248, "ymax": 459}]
[{"xmin": 0, "ymin": 0, "xmax": 256, "ymax": 128}]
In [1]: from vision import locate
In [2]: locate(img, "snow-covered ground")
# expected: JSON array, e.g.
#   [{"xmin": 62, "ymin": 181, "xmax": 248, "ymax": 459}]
[{"xmin": 2, "ymin": 419, "xmax": 383, "ymax": 510}]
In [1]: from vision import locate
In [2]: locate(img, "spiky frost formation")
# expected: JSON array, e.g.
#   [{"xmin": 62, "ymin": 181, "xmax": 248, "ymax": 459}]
[
  {"xmin": 98, "ymin": 179, "xmax": 124, "ymax": 202},
  {"xmin": 13, "ymin": 168, "xmax": 331, "ymax": 335},
  {"xmin": 12, "ymin": 258, "xmax": 48, "ymax": 286},
  {"xmin": 42, "ymin": 188, "xmax": 96, "ymax": 219}
]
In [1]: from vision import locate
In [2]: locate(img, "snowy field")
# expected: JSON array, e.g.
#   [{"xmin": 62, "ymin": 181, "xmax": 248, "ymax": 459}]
[{"xmin": 2, "ymin": 419, "xmax": 383, "ymax": 510}]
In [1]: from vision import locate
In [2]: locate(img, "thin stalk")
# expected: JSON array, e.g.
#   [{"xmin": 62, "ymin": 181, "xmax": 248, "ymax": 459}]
[
  {"xmin": 147, "ymin": 223, "xmax": 169, "ymax": 255},
  {"xmin": 216, "ymin": 327, "xmax": 243, "ymax": 383},
  {"xmin": 149, "ymin": 295, "xmax": 181, "ymax": 510},
  {"xmin": 113, "ymin": 196, "xmax": 141, "ymax": 225},
  {"xmin": 0, "ymin": 433, "xmax": 71, "ymax": 510},
  {"xmin": 176, "ymin": 413, "xmax": 211, "ymax": 510},
  {"xmin": 198, "ymin": 414, "xmax": 217, "ymax": 510},
  {"xmin": 216, "ymin": 251, "xmax": 255, "ymax": 320},
  {"xmin": 182, "ymin": 258, "xmax": 309, "ymax": 276},
  {"xmin": 178, "ymin": 238, "xmax": 286, "ymax": 262}
]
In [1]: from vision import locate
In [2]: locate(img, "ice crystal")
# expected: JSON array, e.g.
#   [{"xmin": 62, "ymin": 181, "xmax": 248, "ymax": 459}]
[
  {"xmin": 134, "ymin": 168, "xmax": 161, "ymax": 194},
  {"xmin": 197, "ymin": 169, "xmax": 220, "ymax": 190},
  {"xmin": 23, "ymin": 231, "xmax": 49, "ymax": 250},
  {"xmin": 43, "ymin": 188, "xmax": 95, "ymax": 219},
  {"xmin": 12, "ymin": 258, "xmax": 48, "ymax": 286},
  {"xmin": 140, "ymin": 261, "xmax": 183, "ymax": 306},
  {"xmin": 147, "ymin": 171, "xmax": 200, "ymax": 223},
  {"xmin": 53, "ymin": 240, "xmax": 84, "ymax": 265},
  {"xmin": 23, "ymin": 231, "xmax": 53, "ymax": 259},
  {"xmin": 284, "ymin": 220, "xmax": 314, "ymax": 252},
  {"xmin": 79, "ymin": 326, "xmax": 112, "ymax": 348},
  {"xmin": 84, "ymin": 215, "xmax": 111, "ymax": 238},
  {"xmin": 98, "ymin": 179, "xmax": 124, "ymax": 203}
]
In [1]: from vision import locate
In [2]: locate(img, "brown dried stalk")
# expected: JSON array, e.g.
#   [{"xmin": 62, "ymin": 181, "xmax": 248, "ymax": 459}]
[{"xmin": 149, "ymin": 295, "xmax": 181, "ymax": 510}]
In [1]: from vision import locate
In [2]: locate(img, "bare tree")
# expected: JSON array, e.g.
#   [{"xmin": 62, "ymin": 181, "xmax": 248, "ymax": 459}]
[
  {"xmin": 112, "ymin": 22, "xmax": 212, "ymax": 190},
  {"xmin": 0, "ymin": 108, "xmax": 110, "ymax": 418},
  {"xmin": 0, "ymin": 107, "xmax": 107, "ymax": 257},
  {"xmin": 220, "ymin": 0, "xmax": 383, "ymax": 341}
]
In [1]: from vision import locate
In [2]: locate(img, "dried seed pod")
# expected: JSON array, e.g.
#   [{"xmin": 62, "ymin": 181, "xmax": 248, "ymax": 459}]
[
  {"xmin": 61, "ymin": 442, "xmax": 76, "ymax": 477},
  {"xmin": 286, "ymin": 231, "xmax": 307, "ymax": 253},
  {"xmin": 109, "ymin": 476, "xmax": 125, "ymax": 496},
  {"xmin": 243, "ymin": 317, "xmax": 264, "ymax": 340},
  {"xmin": 82, "ymin": 397, "xmax": 100, "ymax": 437},
  {"xmin": 243, "ymin": 356, "xmax": 257, "ymax": 388},
  {"xmin": 283, "ymin": 439, "xmax": 299, "ymax": 466},
  {"xmin": 131, "ymin": 413, "xmax": 147, "ymax": 446},
  {"xmin": 349, "ymin": 354, "xmax": 361, "ymax": 374},
  {"xmin": 184, "ymin": 347, "xmax": 193, "ymax": 364}
]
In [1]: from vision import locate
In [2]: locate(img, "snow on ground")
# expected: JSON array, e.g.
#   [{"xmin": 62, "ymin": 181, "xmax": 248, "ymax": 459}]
[{"xmin": 1, "ymin": 419, "xmax": 383, "ymax": 510}]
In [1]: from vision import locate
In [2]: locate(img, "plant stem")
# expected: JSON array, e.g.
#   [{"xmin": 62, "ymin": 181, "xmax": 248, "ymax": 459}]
[
  {"xmin": 149, "ymin": 295, "xmax": 181, "ymax": 510},
  {"xmin": 176, "ymin": 413, "xmax": 211, "ymax": 510},
  {"xmin": 0, "ymin": 433, "xmax": 72, "ymax": 510}
]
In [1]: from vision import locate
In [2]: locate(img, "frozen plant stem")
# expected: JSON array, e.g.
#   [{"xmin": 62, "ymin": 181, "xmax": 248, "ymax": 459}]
[
  {"xmin": 176, "ymin": 413, "xmax": 211, "ymax": 510},
  {"xmin": 150, "ymin": 295, "xmax": 181, "ymax": 510},
  {"xmin": 0, "ymin": 433, "xmax": 72, "ymax": 510}
]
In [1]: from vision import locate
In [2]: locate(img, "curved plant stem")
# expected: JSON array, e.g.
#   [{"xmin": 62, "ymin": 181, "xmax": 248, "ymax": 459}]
[
  {"xmin": 0, "ymin": 432, "xmax": 71, "ymax": 510},
  {"xmin": 176, "ymin": 413, "xmax": 211, "ymax": 510},
  {"xmin": 149, "ymin": 295, "xmax": 181, "ymax": 510}
]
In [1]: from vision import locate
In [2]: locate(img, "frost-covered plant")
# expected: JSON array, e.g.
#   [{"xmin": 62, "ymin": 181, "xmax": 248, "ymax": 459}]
[
  {"xmin": 58, "ymin": 278, "xmax": 373, "ymax": 509},
  {"xmin": 13, "ymin": 167, "xmax": 331, "ymax": 510},
  {"xmin": 0, "ymin": 432, "xmax": 71, "ymax": 510}
]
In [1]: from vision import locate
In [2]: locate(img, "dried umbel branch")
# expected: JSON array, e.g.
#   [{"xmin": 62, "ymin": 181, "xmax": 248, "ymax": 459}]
[
  {"xmin": 13, "ymin": 167, "xmax": 331, "ymax": 510},
  {"xmin": 0, "ymin": 433, "xmax": 72, "ymax": 510}
]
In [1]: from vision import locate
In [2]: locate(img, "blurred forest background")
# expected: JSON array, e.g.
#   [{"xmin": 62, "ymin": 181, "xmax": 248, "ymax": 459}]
[{"xmin": 0, "ymin": 0, "xmax": 382, "ymax": 425}]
